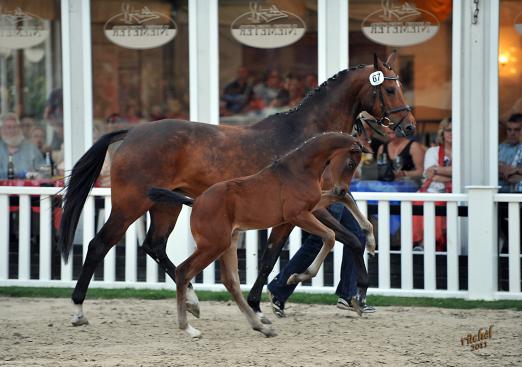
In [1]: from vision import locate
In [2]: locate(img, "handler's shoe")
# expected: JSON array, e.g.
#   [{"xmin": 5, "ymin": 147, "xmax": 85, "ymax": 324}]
[{"xmin": 268, "ymin": 290, "xmax": 286, "ymax": 318}]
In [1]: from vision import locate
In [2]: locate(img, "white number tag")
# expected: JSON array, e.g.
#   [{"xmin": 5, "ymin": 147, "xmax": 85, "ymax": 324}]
[{"xmin": 369, "ymin": 71, "xmax": 384, "ymax": 86}]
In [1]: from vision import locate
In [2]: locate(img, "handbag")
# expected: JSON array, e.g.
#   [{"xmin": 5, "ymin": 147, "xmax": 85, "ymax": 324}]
[{"xmin": 377, "ymin": 160, "xmax": 395, "ymax": 181}]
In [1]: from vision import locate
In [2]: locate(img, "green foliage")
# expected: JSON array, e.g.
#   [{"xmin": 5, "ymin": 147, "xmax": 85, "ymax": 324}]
[{"xmin": 0, "ymin": 287, "xmax": 521, "ymax": 311}]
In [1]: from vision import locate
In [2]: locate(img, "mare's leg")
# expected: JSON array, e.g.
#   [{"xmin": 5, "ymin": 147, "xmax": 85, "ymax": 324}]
[
  {"xmin": 219, "ymin": 240, "xmax": 276, "ymax": 337},
  {"xmin": 246, "ymin": 223, "xmax": 294, "ymax": 323},
  {"xmin": 70, "ymin": 211, "xmax": 131, "ymax": 325},
  {"xmin": 286, "ymin": 212, "xmax": 336, "ymax": 285},
  {"xmin": 141, "ymin": 205, "xmax": 199, "ymax": 317},
  {"xmin": 175, "ymin": 239, "xmax": 227, "ymax": 338}
]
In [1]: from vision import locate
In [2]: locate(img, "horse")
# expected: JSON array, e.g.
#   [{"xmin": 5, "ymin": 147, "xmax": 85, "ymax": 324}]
[
  {"xmin": 147, "ymin": 132, "xmax": 368, "ymax": 338},
  {"xmin": 59, "ymin": 52, "xmax": 415, "ymax": 326}
]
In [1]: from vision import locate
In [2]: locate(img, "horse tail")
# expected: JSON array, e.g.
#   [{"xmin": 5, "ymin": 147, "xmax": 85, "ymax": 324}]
[
  {"xmin": 59, "ymin": 129, "xmax": 129, "ymax": 263},
  {"xmin": 148, "ymin": 187, "xmax": 194, "ymax": 207}
]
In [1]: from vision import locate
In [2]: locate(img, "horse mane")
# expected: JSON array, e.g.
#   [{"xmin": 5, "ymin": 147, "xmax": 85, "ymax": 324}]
[
  {"xmin": 269, "ymin": 132, "xmax": 340, "ymax": 167},
  {"xmin": 273, "ymin": 64, "xmax": 368, "ymax": 117}
]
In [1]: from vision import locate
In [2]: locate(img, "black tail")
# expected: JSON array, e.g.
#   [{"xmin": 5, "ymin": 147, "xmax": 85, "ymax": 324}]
[
  {"xmin": 59, "ymin": 129, "xmax": 129, "ymax": 263},
  {"xmin": 148, "ymin": 187, "xmax": 194, "ymax": 207}
]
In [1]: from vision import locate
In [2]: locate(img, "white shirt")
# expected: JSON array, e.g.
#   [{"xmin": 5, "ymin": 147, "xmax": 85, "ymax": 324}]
[{"xmin": 423, "ymin": 146, "xmax": 450, "ymax": 193}]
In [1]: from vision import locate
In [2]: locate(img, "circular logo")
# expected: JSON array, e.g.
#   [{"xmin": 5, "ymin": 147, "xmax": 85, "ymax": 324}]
[
  {"xmin": 0, "ymin": 8, "xmax": 49, "ymax": 50},
  {"xmin": 361, "ymin": 3, "xmax": 440, "ymax": 47},
  {"xmin": 230, "ymin": 3, "xmax": 306, "ymax": 49},
  {"xmin": 104, "ymin": 4, "xmax": 177, "ymax": 50}
]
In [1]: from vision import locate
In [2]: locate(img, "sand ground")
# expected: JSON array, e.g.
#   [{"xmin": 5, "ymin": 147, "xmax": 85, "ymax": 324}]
[{"xmin": 0, "ymin": 297, "xmax": 520, "ymax": 367}]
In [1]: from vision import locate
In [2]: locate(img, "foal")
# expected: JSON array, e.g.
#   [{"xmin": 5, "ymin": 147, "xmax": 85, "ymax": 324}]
[{"xmin": 148, "ymin": 132, "xmax": 365, "ymax": 338}]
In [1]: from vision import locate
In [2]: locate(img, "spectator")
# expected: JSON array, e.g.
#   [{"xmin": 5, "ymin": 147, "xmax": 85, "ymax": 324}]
[
  {"xmin": 412, "ymin": 117, "xmax": 453, "ymax": 251},
  {"xmin": 20, "ymin": 115, "xmax": 37, "ymax": 139},
  {"xmin": 303, "ymin": 72, "xmax": 318, "ymax": 94},
  {"xmin": 376, "ymin": 127, "xmax": 425, "ymax": 182},
  {"xmin": 30, "ymin": 125, "xmax": 47, "ymax": 157},
  {"xmin": 252, "ymin": 69, "xmax": 282, "ymax": 110},
  {"xmin": 498, "ymin": 113, "xmax": 522, "ymax": 193},
  {"xmin": 0, "ymin": 113, "xmax": 44, "ymax": 179},
  {"xmin": 270, "ymin": 74, "xmax": 305, "ymax": 109},
  {"xmin": 43, "ymin": 88, "xmax": 64, "ymax": 151},
  {"xmin": 497, "ymin": 113, "xmax": 522, "ymax": 252},
  {"xmin": 221, "ymin": 66, "xmax": 253, "ymax": 115}
]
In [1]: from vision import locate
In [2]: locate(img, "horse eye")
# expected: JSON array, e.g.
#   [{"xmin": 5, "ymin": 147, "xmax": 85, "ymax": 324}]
[{"xmin": 386, "ymin": 88, "xmax": 395, "ymax": 95}]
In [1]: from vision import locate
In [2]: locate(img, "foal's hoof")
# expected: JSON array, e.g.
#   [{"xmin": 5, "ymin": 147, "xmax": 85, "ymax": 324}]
[
  {"xmin": 256, "ymin": 312, "xmax": 272, "ymax": 325},
  {"xmin": 366, "ymin": 242, "xmax": 376, "ymax": 256},
  {"xmin": 286, "ymin": 273, "xmax": 300, "ymax": 285},
  {"xmin": 184, "ymin": 325, "xmax": 202, "ymax": 339},
  {"xmin": 262, "ymin": 327, "xmax": 277, "ymax": 338},
  {"xmin": 351, "ymin": 296, "xmax": 363, "ymax": 317},
  {"xmin": 186, "ymin": 302, "xmax": 200, "ymax": 319},
  {"xmin": 186, "ymin": 287, "xmax": 200, "ymax": 318},
  {"xmin": 256, "ymin": 326, "xmax": 277, "ymax": 338},
  {"xmin": 71, "ymin": 313, "xmax": 89, "ymax": 326}
]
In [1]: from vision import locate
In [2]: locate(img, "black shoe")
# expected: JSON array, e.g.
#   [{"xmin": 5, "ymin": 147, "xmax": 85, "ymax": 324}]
[
  {"xmin": 357, "ymin": 296, "xmax": 376, "ymax": 313},
  {"xmin": 268, "ymin": 290, "xmax": 285, "ymax": 318}
]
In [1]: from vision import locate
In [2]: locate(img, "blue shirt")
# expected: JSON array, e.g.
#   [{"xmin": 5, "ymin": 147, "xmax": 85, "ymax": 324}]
[
  {"xmin": 0, "ymin": 140, "xmax": 45, "ymax": 179},
  {"xmin": 498, "ymin": 142, "xmax": 522, "ymax": 193}
]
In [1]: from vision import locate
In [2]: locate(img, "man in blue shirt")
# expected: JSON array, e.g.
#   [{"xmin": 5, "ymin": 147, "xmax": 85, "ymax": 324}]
[{"xmin": 0, "ymin": 113, "xmax": 44, "ymax": 179}]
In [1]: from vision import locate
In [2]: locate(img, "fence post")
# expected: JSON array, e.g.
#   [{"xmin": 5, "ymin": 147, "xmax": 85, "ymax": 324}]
[{"xmin": 466, "ymin": 186, "xmax": 498, "ymax": 300}]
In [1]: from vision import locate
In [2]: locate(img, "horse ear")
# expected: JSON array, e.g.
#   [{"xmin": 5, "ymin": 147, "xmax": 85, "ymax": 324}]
[
  {"xmin": 386, "ymin": 50, "xmax": 398, "ymax": 70},
  {"xmin": 373, "ymin": 53, "xmax": 379, "ymax": 70}
]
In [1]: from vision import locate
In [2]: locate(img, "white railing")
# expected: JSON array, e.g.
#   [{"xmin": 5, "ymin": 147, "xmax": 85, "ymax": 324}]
[{"xmin": 0, "ymin": 186, "xmax": 520, "ymax": 300}]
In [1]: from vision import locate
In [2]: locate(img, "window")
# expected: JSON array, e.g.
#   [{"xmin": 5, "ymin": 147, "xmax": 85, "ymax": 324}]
[
  {"xmin": 0, "ymin": 0, "xmax": 62, "ymax": 180},
  {"xmin": 90, "ymin": 0, "xmax": 189, "ymax": 131},
  {"xmin": 219, "ymin": 0, "xmax": 318, "ymax": 126},
  {"xmin": 349, "ymin": 0, "xmax": 453, "ymax": 191}
]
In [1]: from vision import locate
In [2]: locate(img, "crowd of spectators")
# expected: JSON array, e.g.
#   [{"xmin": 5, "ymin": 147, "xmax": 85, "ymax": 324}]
[{"xmin": 220, "ymin": 66, "xmax": 318, "ymax": 117}]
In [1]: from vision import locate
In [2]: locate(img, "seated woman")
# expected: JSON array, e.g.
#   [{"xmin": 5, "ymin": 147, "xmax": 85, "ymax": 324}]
[
  {"xmin": 376, "ymin": 127, "xmax": 425, "ymax": 182},
  {"xmin": 412, "ymin": 117, "xmax": 453, "ymax": 251}
]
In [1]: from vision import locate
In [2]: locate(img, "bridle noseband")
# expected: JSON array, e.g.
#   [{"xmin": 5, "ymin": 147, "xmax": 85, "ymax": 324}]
[{"xmin": 371, "ymin": 71, "xmax": 413, "ymax": 136}]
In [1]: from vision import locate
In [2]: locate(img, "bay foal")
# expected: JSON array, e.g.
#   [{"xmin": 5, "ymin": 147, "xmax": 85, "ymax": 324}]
[{"xmin": 148, "ymin": 132, "xmax": 366, "ymax": 338}]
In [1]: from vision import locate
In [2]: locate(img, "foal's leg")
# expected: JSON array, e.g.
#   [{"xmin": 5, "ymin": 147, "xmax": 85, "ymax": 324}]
[
  {"xmin": 314, "ymin": 208, "xmax": 369, "ymax": 291},
  {"xmin": 71, "ymin": 211, "xmax": 131, "ymax": 325},
  {"xmin": 247, "ymin": 223, "xmax": 295, "ymax": 324},
  {"xmin": 175, "ymin": 240, "xmax": 226, "ymax": 338},
  {"xmin": 286, "ymin": 212, "xmax": 336, "ymax": 285},
  {"xmin": 219, "ymin": 241, "xmax": 277, "ymax": 337},
  {"xmin": 341, "ymin": 194, "xmax": 376, "ymax": 255},
  {"xmin": 141, "ymin": 205, "xmax": 199, "ymax": 317}
]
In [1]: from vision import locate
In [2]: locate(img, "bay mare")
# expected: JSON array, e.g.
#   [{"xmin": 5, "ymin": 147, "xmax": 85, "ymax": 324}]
[
  {"xmin": 147, "ymin": 132, "xmax": 368, "ymax": 338},
  {"xmin": 59, "ymin": 53, "xmax": 415, "ymax": 325}
]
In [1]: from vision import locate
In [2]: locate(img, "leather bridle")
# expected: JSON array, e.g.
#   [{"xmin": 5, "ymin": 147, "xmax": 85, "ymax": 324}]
[{"xmin": 372, "ymin": 74, "xmax": 413, "ymax": 136}]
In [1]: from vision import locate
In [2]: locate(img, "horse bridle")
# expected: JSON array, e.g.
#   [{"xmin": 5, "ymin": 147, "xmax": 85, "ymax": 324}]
[{"xmin": 372, "ymin": 73, "xmax": 413, "ymax": 136}]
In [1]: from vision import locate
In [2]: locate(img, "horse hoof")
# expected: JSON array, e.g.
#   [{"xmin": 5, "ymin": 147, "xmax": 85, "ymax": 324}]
[
  {"xmin": 184, "ymin": 324, "xmax": 202, "ymax": 338},
  {"xmin": 186, "ymin": 287, "xmax": 200, "ymax": 318},
  {"xmin": 71, "ymin": 314, "xmax": 89, "ymax": 326},
  {"xmin": 286, "ymin": 273, "xmax": 299, "ymax": 285},
  {"xmin": 186, "ymin": 302, "xmax": 200, "ymax": 319},
  {"xmin": 256, "ymin": 312, "xmax": 272, "ymax": 325},
  {"xmin": 261, "ymin": 327, "xmax": 277, "ymax": 338},
  {"xmin": 351, "ymin": 296, "xmax": 363, "ymax": 317}
]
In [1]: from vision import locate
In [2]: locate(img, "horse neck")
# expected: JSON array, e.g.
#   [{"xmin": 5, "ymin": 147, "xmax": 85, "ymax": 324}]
[
  {"xmin": 293, "ymin": 134, "xmax": 352, "ymax": 179},
  {"xmin": 252, "ymin": 68, "xmax": 367, "ymax": 143}
]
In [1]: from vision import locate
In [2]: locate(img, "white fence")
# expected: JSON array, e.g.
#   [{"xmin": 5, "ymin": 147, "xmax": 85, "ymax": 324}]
[{"xmin": 0, "ymin": 186, "xmax": 521, "ymax": 301}]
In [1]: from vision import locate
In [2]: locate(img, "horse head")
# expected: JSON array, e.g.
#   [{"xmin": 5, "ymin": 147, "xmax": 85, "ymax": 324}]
[{"xmin": 357, "ymin": 51, "xmax": 416, "ymax": 137}]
